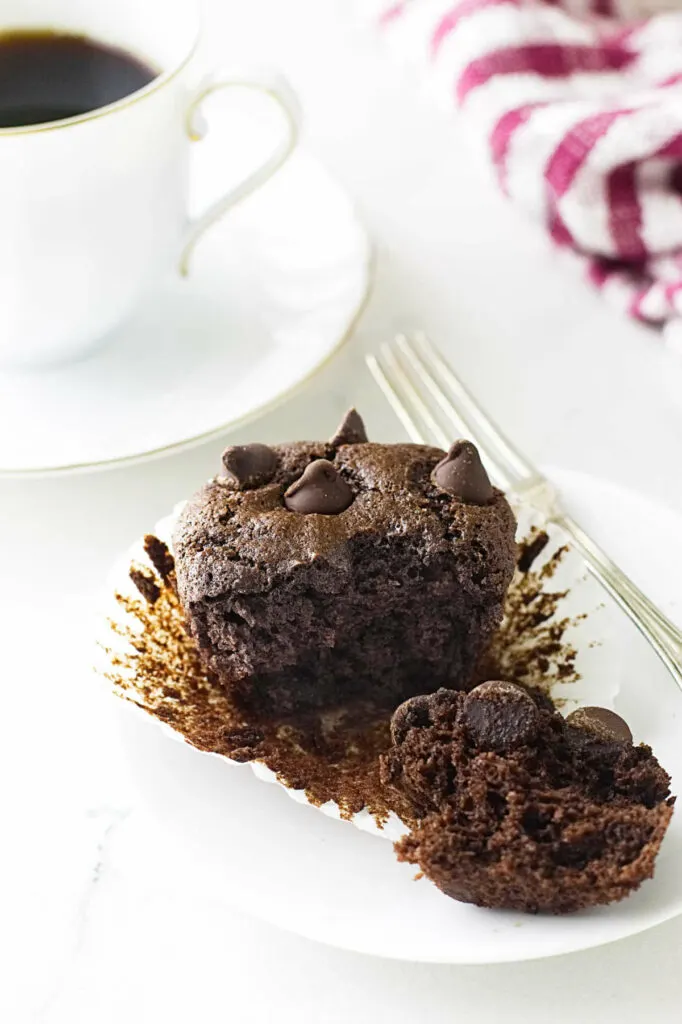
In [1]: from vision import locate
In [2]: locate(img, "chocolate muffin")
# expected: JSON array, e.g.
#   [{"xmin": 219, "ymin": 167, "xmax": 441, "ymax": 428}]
[
  {"xmin": 381, "ymin": 686, "xmax": 674, "ymax": 914},
  {"xmin": 172, "ymin": 411, "xmax": 517, "ymax": 718}
]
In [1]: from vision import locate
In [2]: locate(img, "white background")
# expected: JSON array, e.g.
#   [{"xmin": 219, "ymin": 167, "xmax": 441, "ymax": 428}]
[{"xmin": 3, "ymin": 0, "xmax": 682, "ymax": 1021}]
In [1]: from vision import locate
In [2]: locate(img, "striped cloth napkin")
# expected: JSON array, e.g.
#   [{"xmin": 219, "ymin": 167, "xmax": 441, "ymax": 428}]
[{"xmin": 372, "ymin": 0, "xmax": 682, "ymax": 351}]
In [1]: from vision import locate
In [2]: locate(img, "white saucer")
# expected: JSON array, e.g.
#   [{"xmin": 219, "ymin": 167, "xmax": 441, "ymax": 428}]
[
  {"xmin": 0, "ymin": 149, "xmax": 371, "ymax": 476},
  {"xmin": 112, "ymin": 469, "xmax": 682, "ymax": 964}
]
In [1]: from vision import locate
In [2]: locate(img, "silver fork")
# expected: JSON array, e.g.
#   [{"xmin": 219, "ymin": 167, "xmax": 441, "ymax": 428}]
[{"xmin": 367, "ymin": 332, "xmax": 682, "ymax": 692}]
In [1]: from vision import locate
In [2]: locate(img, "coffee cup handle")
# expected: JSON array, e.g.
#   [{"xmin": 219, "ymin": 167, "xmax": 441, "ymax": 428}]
[{"xmin": 179, "ymin": 69, "xmax": 302, "ymax": 276}]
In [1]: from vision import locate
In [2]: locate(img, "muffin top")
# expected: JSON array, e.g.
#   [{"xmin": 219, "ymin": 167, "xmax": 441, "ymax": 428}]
[{"xmin": 172, "ymin": 410, "xmax": 517, "ymax": 605}]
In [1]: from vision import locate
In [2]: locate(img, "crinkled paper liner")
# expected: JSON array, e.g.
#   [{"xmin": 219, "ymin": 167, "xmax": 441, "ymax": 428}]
[{"xmin": 97, "ymin": 500, "xmax": 622, "ymax": 843}]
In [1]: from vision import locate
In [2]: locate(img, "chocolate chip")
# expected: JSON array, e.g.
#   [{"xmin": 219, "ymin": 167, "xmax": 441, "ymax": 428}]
[
  {"xmin": 391, "ymin": 694, "xmax": 433, "ymax": 744},
  {"xmin": 463, "ymin": 680, "xmax": 539, "ymax": 752},
  {"xmin": 330, "ymin": 408, "xmax": 368, "ymax": 446},
  {"xmin": 284, "ymin": 459, "xmax": 354, "ymax": 515},
  {"xmin": 222, "ymin": 443, "xmax": 278, "ymax": 489},
  {"xmin": 566, "ymin": 706, "xmax": 633, "ymax": 744},
  {"xmin": 432, "ymin": 441, "xmax": 493, "ymax": 504},
  {"xmin": 129, "ymin": 567, "xmax": 160, "ymax": 605}
]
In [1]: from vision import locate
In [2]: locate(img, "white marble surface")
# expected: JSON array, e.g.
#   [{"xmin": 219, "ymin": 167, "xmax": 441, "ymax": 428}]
[{"xmin": 4, "ymin": 0, "xmax": 682, "ymax": 1020}]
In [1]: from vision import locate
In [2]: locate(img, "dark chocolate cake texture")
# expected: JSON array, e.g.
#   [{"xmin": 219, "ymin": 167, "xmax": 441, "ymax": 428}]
[
  {"xmin": 382, "ymin": 684, "xmax": 674, "ymax": 914},
  {"xmin": 172, "ymin": 410, "xmax": 517, "ymax": 718}
]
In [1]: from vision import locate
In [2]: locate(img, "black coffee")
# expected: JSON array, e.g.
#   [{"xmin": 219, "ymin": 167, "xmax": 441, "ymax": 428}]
[{"xmin": 0, "ymin": 29, "xmax": 158, "ymax": 128}]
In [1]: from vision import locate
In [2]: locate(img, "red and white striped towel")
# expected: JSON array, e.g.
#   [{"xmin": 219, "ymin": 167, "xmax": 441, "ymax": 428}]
[{"xmin": 373, "ymin": 0, "xmax": 682, "ymax": 349}]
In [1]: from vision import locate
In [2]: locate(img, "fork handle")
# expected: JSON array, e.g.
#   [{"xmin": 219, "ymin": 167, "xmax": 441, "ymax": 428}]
[{"xmin": 555, "ymin": 514, "xmax": 682, "ymax": 691}]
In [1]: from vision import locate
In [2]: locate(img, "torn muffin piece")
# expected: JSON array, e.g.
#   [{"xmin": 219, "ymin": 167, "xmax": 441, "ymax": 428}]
[{"xmin": 381, "ymin": 685, "xmax": 674, "ymax": 914}]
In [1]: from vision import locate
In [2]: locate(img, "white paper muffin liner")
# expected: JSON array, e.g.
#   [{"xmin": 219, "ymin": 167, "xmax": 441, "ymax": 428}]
[{"xmin": 97, "ymin": 499, "xmax": 622, "ymax": 843}]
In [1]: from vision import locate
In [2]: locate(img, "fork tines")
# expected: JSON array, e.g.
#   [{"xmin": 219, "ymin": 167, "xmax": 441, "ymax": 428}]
[{"xmin": 366, "ymin": 332, "xmax": 533, "ymax": 491}]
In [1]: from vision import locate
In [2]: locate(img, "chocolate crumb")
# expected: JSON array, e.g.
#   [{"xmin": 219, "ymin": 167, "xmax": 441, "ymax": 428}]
[
  {"xmin": 129, "ymin": 567, "xmax": 160, "ymax": 605},
  {"xmin": 517, "ymin": 530, "xmax": 550, "ymax": 573},
  {"xmin": 477, "ymin": 529, "xmax": 580, "ymax": 693},
  {"xmin": 220, "ymin": 725, "xmax": 266, "ymax": 762},
  {"xmin": 143, "ymin": 535, "xmax": 175, "ymax": 581}
]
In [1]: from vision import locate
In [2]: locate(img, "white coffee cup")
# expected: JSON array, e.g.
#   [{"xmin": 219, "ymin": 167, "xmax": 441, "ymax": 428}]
[{"xmin": 0, "ymin": 0, "xmax": 301, "ymax": 369}]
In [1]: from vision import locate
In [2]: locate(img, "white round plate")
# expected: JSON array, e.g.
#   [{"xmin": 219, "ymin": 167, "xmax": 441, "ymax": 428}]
[
  {"xmin": 113, "ymin": 469, "xmax": 682, "ymax": 964},
  {"xmin": 0, "ymin": 148, "xmax": 370, "ymax": 476}
]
